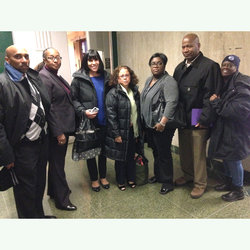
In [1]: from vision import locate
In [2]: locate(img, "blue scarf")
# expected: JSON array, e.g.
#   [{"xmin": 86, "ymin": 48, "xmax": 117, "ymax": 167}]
[{"xmin": 4, "ymin": 62, "xmax": 23, "ymax": 82}]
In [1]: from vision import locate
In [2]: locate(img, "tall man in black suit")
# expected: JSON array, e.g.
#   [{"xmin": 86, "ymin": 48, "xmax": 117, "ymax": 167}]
[
  {"xmin": 39, "ymin": 47, "xmax": 76, "ymax": 211},
  {"xmin": 0, "ymin": 45, "xmax": 55, "ymax": 218}
]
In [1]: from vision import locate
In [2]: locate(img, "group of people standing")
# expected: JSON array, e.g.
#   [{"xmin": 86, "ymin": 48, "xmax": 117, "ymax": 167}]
[{"xmin": 0, "ymin": 32, "xmax": 249, "ymax": 218}]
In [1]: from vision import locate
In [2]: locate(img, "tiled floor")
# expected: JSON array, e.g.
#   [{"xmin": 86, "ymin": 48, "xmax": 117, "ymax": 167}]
[{"xmin": 0, "ymin": 143, "xmax": 249, "ymax": 219}]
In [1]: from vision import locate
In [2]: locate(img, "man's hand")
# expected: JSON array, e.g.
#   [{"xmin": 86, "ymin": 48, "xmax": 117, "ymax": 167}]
[
  {"xmin": 195, "ymin": 123, "xmax": 208, "ymax": 129},
  {"xmin": 57, "ymin": 133, "xmax": 66, "ymax": 145},
  {"xmin": 6, "ymin": 162, "xmax": 14, "ymax": 169}
]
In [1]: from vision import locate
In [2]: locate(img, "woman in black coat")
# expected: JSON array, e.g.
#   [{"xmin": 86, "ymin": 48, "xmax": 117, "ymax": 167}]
[
  {"xmin": 71, "ymin": 49, "xmax": 111, "ymax": 192},
  {"xmin": 105, "ymin": 66, "xmax": 142, "ymax": 191},
  {"xmin": 208, "ymin": 55, "xmax": 250, "ymax": 202}
]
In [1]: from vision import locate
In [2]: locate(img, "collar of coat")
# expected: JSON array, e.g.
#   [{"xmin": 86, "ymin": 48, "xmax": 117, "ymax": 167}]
[{"xmin": 181, "ymin": 52, "xmax": 203, "ymax": 69}]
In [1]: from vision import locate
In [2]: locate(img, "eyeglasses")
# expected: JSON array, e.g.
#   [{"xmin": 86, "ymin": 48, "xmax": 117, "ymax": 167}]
[
  {"xmin": 150, "ymin": 61, "xmax": 163, "ymax": 66},
  {"xmin": 46, "ymin": 56, "xmax": 62, "ymax": 61},
  {"xmin": 119, "ymin": 74, "xmax": 130, "ymax": 78}
]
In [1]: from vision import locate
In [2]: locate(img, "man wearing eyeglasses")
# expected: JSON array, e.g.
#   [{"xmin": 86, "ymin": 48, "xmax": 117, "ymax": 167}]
[
  {"xmin": 173, "ymin": 33, "xmax": 222, "ymax": 199},
  {"xmin": 0, "ymin": 45, "xmax": 55, "ymax": 218},
  {"xmin": 39, "ymin": 48, "xmax": 76, "ymax": 211}
]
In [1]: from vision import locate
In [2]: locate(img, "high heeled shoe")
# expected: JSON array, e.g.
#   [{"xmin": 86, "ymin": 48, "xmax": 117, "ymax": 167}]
[
  {"xmin": 100, "ymin": 179, "xmax": 110, "ymax": 189},
  {"xmin": 92, "ymin": 186, "xmax": 101, "ymax": 192},
  {"xmin": 128, "ymin": 182, "xmax": 136, "ymax": 188},
  {"xmin": 118, "ymin": 184, "xmax": 126, "ymax": 191}
]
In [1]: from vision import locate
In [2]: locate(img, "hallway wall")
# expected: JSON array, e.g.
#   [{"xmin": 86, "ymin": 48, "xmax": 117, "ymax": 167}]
[
  {"xmin": 116, "ymin": 32, "xmax": 250, "ymax": 91},
  {"xmin": 116, "ymin": 31, "xmax": 250, "ymax": 146}
]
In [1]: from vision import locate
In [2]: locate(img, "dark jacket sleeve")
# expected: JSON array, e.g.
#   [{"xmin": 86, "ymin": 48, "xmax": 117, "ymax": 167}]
[
  {"xmin": 210, "ymin": 86, "xmax": 250, "ymax": 123},
  {"xmin": 199, "ymin": 62, "xmax": 222, "ymax": 126},
  {"xmin": 71, "ymin": 78, "xmax": 85, "ymax": 118},
  {"xmin": 105, "ymin": 89, "xmax": 120, "ymax": 139},
  {"xmin": 0, "ymin": 89, "xmax": 15, "ymax": 165},
  {"xmin": 39, "ymin": 73, "xmax": 63, "ymax": 137}
]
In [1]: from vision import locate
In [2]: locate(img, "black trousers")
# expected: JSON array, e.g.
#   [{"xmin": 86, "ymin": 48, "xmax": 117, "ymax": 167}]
[
  {"xmin": 86, "ymin": 126, "xmax": 107, "ymax": 181},
  {"xmin": 13, "ymin": 136, "xmax": 48, "ymax": 218},
  {"xmin": 147, "ymin": 128, "xmax": 175, "ymax": 188},
  {"xmin": 47, "ymin": 135, "xmax": 71, "ymax": 207},
  {"xmin": 115, "ymin": 127, "xmax": 136, "ymax": 185}
]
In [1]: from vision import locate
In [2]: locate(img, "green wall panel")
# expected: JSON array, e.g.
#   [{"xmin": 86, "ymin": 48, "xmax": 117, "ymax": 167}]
[{"xmin": 0, "ymin": 32, "xmax": 13, "ymax": 73}]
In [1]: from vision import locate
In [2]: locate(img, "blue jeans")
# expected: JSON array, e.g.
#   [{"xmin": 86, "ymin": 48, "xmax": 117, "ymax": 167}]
[{"xmin": 223, "ymin": 160, "xmax": 244, "ymax": 187}]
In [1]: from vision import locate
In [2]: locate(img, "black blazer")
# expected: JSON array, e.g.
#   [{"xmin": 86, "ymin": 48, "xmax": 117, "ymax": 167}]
[{"xmin": 39, "ymin": 66, "xmax": 75, "ymax": 137}]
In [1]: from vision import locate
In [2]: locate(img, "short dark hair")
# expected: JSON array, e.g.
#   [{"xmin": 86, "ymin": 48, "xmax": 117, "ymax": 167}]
[
  {"xmin": 80, "ymin": 49, "xmax": 104, "ymax": 74},
  {"xmin": 42, "ymin": 47, "xmax": 57, "ymax": 59},
  {"xmin": 109, "ymin": 65, "xmax": 139, "ymax": 88},
  {"xmin": 148, "ymin": 53, "xmax": 168, "ymax": 66}
]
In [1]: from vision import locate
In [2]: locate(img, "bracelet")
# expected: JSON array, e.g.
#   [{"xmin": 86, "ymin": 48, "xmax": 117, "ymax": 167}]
[{"xmin": 159, "ymin": 121, "xmax": 166, "ymax": 127}]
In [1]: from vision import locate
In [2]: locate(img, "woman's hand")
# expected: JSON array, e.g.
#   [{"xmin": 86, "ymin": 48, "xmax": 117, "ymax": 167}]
[
  {"xmin": 115, "ymin": 136, "xmax": 122, "ymax": 143},
  {"xmin": 210, "ymin": 94, "xmax": 219, "ymax": 101},
  {"xmin": 153, "ymin": 123, "xmax": 165, "ymax": 132},
  {"xmin": 85, "ymin": 109, "xmax": 98, "ymax": 119},
  {"xmin": 6, "ymin": 162, "xmax": 14, "ymax": 169}
]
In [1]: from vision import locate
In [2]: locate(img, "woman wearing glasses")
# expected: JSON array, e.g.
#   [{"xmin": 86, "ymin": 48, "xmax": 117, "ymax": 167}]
[
  {"xmin": 105, "ymin": 66, "xmax": 142, "ymax": 191},
  {"xmin": 141, "ymin": 53, "xmax": 179, "ymax": 195},
  {"xmin": 39, "ymin": 47, "xmax": 77, "ymax": 211},
  {"xmin": 71, "ymin": 49, "xmax": 111, "ymax": 192}
]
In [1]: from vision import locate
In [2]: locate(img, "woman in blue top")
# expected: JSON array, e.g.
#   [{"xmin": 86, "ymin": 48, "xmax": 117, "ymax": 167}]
[{"xmin": 71, "ymin": 49, "xmax": 111, "ymax": 192}]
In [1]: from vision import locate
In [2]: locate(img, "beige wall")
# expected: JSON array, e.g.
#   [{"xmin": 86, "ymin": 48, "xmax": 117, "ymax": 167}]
[
  {"xmin": 116, "ymin": 31, "xmax": 250, "ymax": 146},
  {"xmin": 116, "ymin": 32, "xmax": 250, "ymax": 91}
]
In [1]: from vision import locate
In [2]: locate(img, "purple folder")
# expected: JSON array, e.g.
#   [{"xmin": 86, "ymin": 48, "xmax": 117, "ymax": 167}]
[{"xmin": 191, "ymin": 109, "xmax": 202, "ymax": 126}]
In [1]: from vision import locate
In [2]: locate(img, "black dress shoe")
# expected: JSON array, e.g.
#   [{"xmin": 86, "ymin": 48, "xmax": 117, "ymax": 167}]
[
  {"xmin": 148, "ymin": 176, "xmax": 157, "ymax": 184},
  {"xmin": 159, "ymin": 184, "xmax": 173, "ymax": 195},
  {"xmin": 43, "ymin": 215, "xmax": 57, "ymax": 219},
  {"xmin": 215, "ymin": 183, "xmax": 231, "ymax": 192},
  {"xmin": 56, "ymin": 203, "xmax": 77, "ymax": 211},
  {"xmin": 221, "ymin": 189, "xmax": 244, "ymax": 202},
  {"xmin": 92, "ymin": 186, "xmax": 101, "ymax": 192}
]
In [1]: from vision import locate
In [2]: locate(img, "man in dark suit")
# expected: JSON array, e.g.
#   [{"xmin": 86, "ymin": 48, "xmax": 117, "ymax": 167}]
[
  {"xmin": 39, "ymin": 47, "xmax": 77, "ymax": 211},
  {"xmin": 0, "ymin": 45, "xmax": 55, "ymax": 218}
]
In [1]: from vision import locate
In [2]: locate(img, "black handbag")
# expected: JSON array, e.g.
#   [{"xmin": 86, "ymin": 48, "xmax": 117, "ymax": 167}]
[
  {"xmin": 152, "ymin": 91, "xmax": 186, "ymax": 129},
  {"xmin": 135, "ymin": 154, "xmax": 149, "ymax": 186},
  {"xmin": 0, "ymin": 167, "xmax": 19, "ymax": 191},
  {"xmin": 74, "ymin": 115, "xmax": 100, "ymax": 153}
]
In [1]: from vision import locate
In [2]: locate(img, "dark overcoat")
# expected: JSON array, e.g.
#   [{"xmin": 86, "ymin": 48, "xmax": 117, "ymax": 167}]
[
  {"xmin": 104, "ymin": 84, "xmax": 143, "ymax": 161},
  {"xmin": 208, "ymin": 72, "xmax": 250, "ymax": 160}
]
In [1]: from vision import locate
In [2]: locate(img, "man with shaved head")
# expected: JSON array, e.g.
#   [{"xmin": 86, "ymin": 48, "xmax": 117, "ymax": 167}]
[
  {"xmin": 173, "ymin": 33, "xmax": 222, "ymax": 199},
  {"xmin": 0, "ymin": 45, "xmax": 55, "ymax": 218}
]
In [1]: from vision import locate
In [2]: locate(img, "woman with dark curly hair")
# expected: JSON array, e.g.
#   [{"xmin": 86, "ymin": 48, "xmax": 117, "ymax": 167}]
[{"xmin": 105, "ymin": 66, "xmax": 143, "ymax": 191}]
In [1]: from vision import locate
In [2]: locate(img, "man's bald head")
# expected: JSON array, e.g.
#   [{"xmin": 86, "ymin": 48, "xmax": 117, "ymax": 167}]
[
  {"xmin": 5, "ymin": 45, "xmax": 30, "ymax": 73},
  {"xmin": 182, "ymin": 33, "xmax": 201, "ymax": 63}
]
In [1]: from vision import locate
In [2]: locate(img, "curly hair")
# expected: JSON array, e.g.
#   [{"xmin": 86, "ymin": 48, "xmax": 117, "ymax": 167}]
[{"xmin": 109, "ymin": 66, "xmax": 139, "ymax": 87}]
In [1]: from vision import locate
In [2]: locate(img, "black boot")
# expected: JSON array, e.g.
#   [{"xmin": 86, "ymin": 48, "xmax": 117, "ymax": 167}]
[
  {"xmin": 215, "ymin": 176, "xmax": 232, "ymax": 192},
  {"xmin": 221, "ymin": 186, "xmax": 244, "ymax": 202}
]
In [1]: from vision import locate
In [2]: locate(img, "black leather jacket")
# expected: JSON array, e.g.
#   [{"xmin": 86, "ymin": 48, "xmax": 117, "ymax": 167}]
[{"xmin": 0, "ymin": 69, "xmax": 50, "ymax": 165}]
